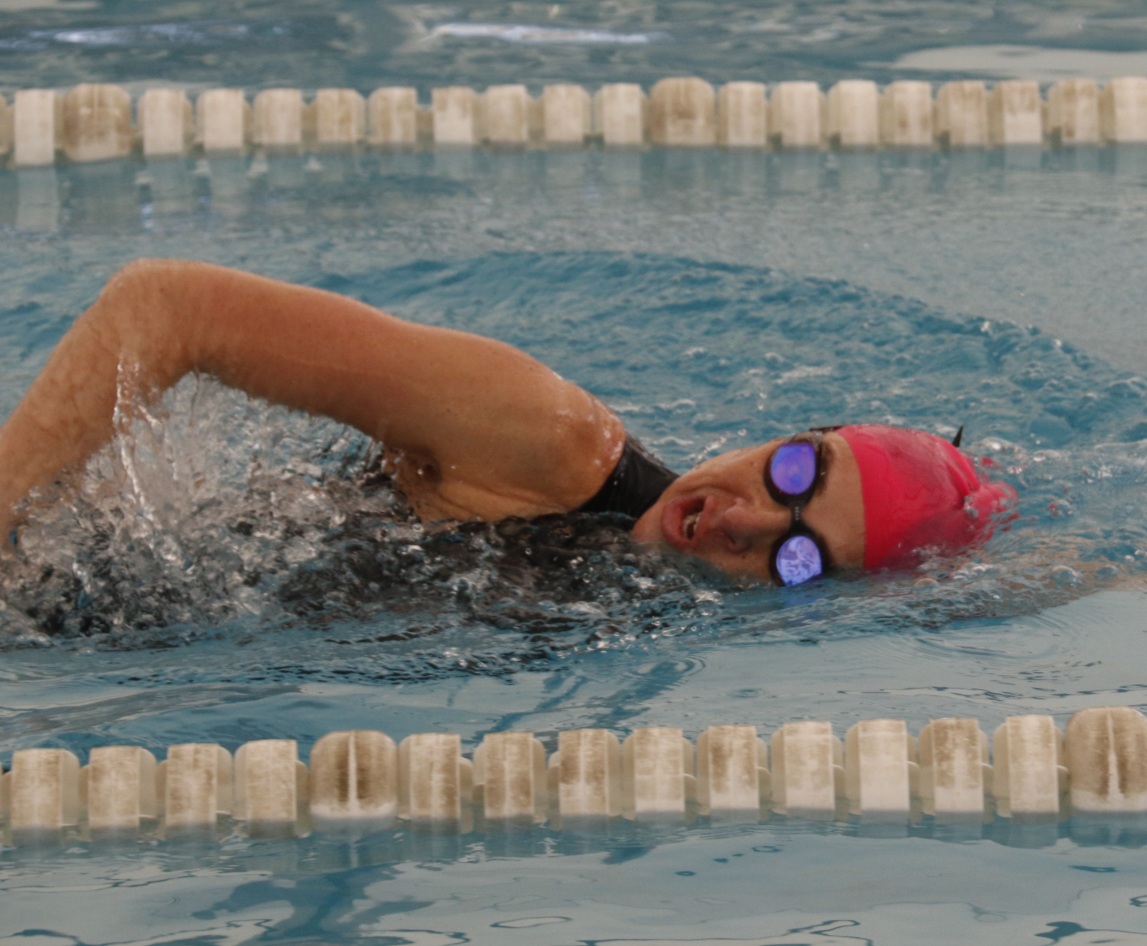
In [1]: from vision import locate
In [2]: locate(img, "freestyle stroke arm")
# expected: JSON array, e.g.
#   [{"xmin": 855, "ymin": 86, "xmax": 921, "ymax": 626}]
[{"xmin": 0, "ymin": 260, "xmax": 626, "ymax": 541}]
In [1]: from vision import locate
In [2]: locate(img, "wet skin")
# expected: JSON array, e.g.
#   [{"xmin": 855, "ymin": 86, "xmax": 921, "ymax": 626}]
[{"xmin": 631, "ymin": 432, "xmax": 866, "ymax": 581}]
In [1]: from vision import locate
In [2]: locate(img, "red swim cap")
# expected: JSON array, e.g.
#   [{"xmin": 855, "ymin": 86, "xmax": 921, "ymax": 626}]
[{"xmin": 836, "ymin": 425, "xmax": 1017, "ymax": 571}]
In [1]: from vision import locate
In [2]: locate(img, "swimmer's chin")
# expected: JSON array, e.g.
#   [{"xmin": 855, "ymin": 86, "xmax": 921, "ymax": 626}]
[{"xmin": 631, "ymin": 504, "xmax": 663, "ymax": 547}]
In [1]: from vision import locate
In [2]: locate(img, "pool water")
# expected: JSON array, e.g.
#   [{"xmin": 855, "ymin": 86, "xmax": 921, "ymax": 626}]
[{"xmin": 3, "ymin": 2, "xmax": 1147, "ymax": 944}]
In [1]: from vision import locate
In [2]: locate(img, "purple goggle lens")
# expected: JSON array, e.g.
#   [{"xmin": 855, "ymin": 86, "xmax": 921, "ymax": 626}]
[
  {"xmin": 768, "ymin": 441, "xmax": 818, "ymax": 499},
  {"xmin": 774, "ymin": 533, "xmax": 824, "ymax": 586}
]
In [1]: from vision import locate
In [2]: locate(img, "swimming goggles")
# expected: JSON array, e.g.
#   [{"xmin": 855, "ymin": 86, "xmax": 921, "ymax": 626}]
[{"xmin": 765, "ymin": 433, "xmax": 831, "ymax": 587}]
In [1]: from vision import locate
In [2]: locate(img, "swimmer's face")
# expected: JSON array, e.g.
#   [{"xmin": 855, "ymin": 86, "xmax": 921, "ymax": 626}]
[{"xmin": 631, "ymin": 431, "xmax": 865, "ymax": 582}]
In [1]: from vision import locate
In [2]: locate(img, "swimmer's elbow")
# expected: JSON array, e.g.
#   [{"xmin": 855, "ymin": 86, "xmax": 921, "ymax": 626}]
[
  {"xmin": 95, "ymin": 259, "xmax": 169, "ymax": 331},
  {"xmin": 88, "ymin": 259, "xmax": 201, "ymax": 384},
  {"xmin": 99, "ymin": 258, "xmax": 176, "ymax": 308}
]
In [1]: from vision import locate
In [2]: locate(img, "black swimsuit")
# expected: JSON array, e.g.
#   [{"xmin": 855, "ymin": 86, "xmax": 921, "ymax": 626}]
[
  {"xmin": 360, "ymin": 433, "xmax": 678, "ymax": 522},
  {"xmin": 575, "ymin": 434, "xmax": 679, "ymax": 520}
]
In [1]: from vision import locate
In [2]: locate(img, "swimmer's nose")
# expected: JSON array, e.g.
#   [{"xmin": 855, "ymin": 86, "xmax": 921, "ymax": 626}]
[{"xmin": 713, "ymin": 500, "xmax": 791, "ymax": 554}]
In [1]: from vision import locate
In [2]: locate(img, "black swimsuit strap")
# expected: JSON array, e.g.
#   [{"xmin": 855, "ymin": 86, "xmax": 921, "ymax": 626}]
[{"xmin": 575, "ymin": 434, "xmax": 679, "ymax": 520}]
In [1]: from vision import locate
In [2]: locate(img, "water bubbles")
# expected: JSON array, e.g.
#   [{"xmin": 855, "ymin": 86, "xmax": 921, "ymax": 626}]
[
  {"xmin": 952, "ymin": 562, "xmax": 997, "ymax": 581},
  {"xmin": 1050, "ymin": 565, "xmax": 1082, "ymax": 588}
]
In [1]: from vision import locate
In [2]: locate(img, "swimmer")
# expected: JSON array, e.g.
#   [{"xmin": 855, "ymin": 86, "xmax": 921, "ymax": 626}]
[{"xmin": 0, "ymin": 260, "xmax": 1015, "ymax": 586}]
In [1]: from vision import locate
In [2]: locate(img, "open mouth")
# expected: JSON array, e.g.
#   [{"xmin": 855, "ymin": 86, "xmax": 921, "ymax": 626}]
[
  {"xmin": 658, "ymin": 495, "xmax": 708, "ymax": 553},
  {"xmin": 675, "ymin": 496, "xmax": 707, "ymax": 546},
  {"xmin": 682, "ymin": 509, "xmax": 701, "ymax": 540}
]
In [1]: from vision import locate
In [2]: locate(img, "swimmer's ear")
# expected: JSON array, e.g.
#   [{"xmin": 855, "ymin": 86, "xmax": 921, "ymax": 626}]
[{"xmin": 951, "ymin": 426, "xmax": 964, "ymax": 448}]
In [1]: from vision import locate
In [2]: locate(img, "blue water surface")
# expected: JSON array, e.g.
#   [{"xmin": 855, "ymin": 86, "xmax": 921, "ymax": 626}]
[{"xmin": 1, "ymin": 2, "xmax": 1147, "ymax": 944}]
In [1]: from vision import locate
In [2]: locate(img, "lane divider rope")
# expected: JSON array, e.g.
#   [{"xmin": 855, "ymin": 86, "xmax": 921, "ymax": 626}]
[
  {"xmin": 1, "ymin": 77, "xmax": 1146, "ymax": 166},
  {"xmin": 3, "ymin": 706, "xmax": 1147, "ymax": 844}
]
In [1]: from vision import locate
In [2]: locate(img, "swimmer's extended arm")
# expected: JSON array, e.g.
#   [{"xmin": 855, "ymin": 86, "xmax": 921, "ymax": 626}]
[{"xmin": 0, "ymin": 259, "xmax": 626, "ymax": 539}]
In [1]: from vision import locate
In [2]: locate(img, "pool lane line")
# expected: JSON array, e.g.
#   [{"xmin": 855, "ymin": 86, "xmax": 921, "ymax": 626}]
[
  {"xmin": 2, "ymin": 77, "xmax": 1145, "ymax": 166},
  {"xmin": 2, "ymin": 707, "xmax": 1146, "ymax": 844}
]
